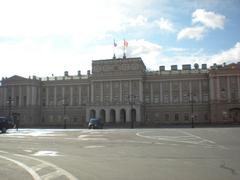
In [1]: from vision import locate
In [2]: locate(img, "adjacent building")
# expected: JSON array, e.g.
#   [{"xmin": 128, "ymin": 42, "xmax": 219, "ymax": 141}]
[{"xmin": 0, "ymin": 57, "xmax": 240, "ymax": 127}]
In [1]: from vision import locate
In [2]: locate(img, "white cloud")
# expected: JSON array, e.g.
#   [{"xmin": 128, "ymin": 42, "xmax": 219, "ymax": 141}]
[
  {"xmin": 127, "ymin": 15, "xmax": 148, "ymax": 27},
  {"xmin": 177, "ymin": 26, "xmax": 205, "ymax": 40},
  {"xmin": 155, "ymin": 17, "xmax": 174, "ymax": 32},
  {"xmin": 208, "ymin": 42, "xmax": 240, "ymax": 65},
  {"xmin": 0, "ymin": 0, "xmax": 158, "ymax": 78},
  {"xmin": 177, "ymin": 9, "xmax": 226, "ymax": 41},
  {"xmin": 192, "ymin": 9, "xmax": 226, "ymax": 29}
]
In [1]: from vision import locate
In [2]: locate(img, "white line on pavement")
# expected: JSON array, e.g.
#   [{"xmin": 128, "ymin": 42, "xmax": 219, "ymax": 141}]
[
  {"xmin": 15, "ymin": 154, "xmax": 78, "ymax": 180},
  {"xmin": 0, "ymin": 154, "xmax": 41, "ymax": 180}
]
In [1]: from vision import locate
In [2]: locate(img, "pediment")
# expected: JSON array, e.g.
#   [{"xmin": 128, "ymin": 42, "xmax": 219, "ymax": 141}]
[
  {"xmin": 7, "ymin": 75, "xmax": 27, "ymax": 81},
  {"xmin": 3, "ymin": 75, "xmax": 28, "ymax": 83}
]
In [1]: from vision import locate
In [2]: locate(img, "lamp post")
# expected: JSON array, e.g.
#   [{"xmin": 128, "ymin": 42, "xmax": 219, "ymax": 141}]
[
  {"xmin": 190, "ymin": 93, "xmax": 195, "ymax": 128},
  {"xmin": 129, "ymin": 95, "xmax": 136, "ymax": 129},
  {"xmin": 7, "ymin": 97, "xmax": 14, "ymax": 118},
  {"xmin": 62, "ymin": 100, "xmax": 68, "ymax": 129}
]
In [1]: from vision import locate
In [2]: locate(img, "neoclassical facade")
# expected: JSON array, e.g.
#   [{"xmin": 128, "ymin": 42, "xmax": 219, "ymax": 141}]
[{"xmin": 0, "ymin": 57, "xmax": 240, "ymax": 127}]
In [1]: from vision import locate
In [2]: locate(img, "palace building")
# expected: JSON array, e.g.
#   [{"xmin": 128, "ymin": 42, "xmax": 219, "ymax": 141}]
[{"xmin": 0, "ymin": 57, "xmax": 240, "ymax": 127}]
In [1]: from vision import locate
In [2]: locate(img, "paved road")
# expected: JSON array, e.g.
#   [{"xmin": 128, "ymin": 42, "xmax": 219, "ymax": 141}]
[{"xmin": 0, "ymin": 127, "xmax": 240, "ymax": 180}]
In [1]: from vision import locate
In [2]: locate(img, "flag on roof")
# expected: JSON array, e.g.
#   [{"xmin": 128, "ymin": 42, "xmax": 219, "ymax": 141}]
[
  {"xmin": 124, "ymin": 39, "xmax": 128, "ymax": 47},
  {"xmin": 114, "ymin": 39, "xmax": 117, "ymax": 47}
]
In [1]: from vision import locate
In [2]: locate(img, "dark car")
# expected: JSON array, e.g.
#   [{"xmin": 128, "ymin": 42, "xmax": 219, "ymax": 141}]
[
  {"xmin": 88, "ymin": 118, "xmax": 103, "ymax": 129},
  {"xmin": 0, "ymin": 116, "xmax": 15, "ymax": 133}
]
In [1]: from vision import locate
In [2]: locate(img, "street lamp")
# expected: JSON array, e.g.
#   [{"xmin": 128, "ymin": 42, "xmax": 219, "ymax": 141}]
[
  {"xmin": 129, "ymin": 95, "xmax": 136, "ymax": 129},
  {"xmin": 189, "ymin": 93, "xmax": 195, "ymax": 128},
  {"xmin": 7, "ymin": 97, "xmax": 14, "ymax": 118},
  {"xmin": 62, "ymin": 99, "xmax": 68, "ymax": 129}
]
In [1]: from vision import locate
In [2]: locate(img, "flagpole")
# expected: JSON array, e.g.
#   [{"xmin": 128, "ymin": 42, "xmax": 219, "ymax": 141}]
[
  {"xmin": 113, "ymin": 39, "xmax": 117, "ymax": 59},
  {"xmin": 123, "ymin": 39, "xmax": 126, "ymax": 59}
]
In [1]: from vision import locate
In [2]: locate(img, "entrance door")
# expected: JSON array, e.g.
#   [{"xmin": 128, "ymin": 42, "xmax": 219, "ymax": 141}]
[
  {"xmin": 120, "ymin": 109, "xmax": 126, "ymax": 123},
  {"xmin": 100, "ymin": 109, "xmax": 106, "ymax": 123},
  {"xmin": 229, "ymin": 108, "xmax": 240, "ymax": 123}
]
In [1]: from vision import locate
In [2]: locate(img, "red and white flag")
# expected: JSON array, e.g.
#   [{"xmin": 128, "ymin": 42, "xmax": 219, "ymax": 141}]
[
  {"xmin": 114, "ymin": 39, "xmax": 117, "ymax": 47},
  {"xmin": 124, "ymin": 39, "xmax": 128, "ymax": 47}
]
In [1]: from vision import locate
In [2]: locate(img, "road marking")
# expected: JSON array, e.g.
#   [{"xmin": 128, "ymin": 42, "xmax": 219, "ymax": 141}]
[
  {"xmin": 0, "ymin": 154, "xmax": 41, "ymax": 180},
  {"xmin": 31, "ymin": 163, "xmax": 50, "ymax": 172},
  {"xmin": 33, "ymin": 150, "xmax": 60, "ymax": 157},
  {"xmin": 0, "ymin": 150, "xmax": 9, "ymax": 154},
  {"xmin": 136, "ymin": 130, "xmax": 227, "ymax": 149},
  {"xmin": 41, "ymin": 170, "xmax": 64, "ymax": 179},
  {"xmin": 84, "ymin": 145, "xmax": 105, "ymax": 148},
  {"xmin": 78, "ymin": 134, "xmax": 107, "ymax": 141},
  {"xmin": 15, "ymin": 154, "xmax": 78, "ymax": 180}
]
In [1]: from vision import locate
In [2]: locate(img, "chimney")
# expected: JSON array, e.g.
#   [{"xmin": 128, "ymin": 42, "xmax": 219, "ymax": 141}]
[
  {"xmin": 159, "ymin": 66, "xmax": 165, "ymax": 71},
  {"xmin": 64, "ymin": 71, "xmax": 69, "ymax": 76}
]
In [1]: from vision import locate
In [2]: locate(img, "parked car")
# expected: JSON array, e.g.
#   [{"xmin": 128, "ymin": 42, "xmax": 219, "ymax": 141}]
[
  {"xmin": 88, "ymin": 118, "xmax": 103, "ymax": 129},
  {"xmin": 0, "ymin": 116, "xmax": 15, "ymax": 133}
]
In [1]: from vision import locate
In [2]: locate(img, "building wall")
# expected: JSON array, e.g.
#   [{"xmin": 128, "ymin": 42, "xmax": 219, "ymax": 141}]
[{"xmin": 1, "ymin": 58, "xmax": 240, "ymax": 127}]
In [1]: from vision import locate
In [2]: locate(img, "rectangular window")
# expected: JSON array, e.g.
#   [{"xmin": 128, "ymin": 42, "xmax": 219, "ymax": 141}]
[
  {"xmin": 175, "ymin": 113, "xmax": 179, "ymax": 121},
  {"xmin": 184, "ymin": 113, "xmax": 189, "ymax": 121},
  {"xmin": 23, "ymin": 96, "xmax": 27, "ymax": 106},
  {"xmin": 15, "ymin": 96, "xmax": 19, "ymax": 106},
  {"xmin": 165, "ymin": 114, "xmax": 170, "ymax": 121}
]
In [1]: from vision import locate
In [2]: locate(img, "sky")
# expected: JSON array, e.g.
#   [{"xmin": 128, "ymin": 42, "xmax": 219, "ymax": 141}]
[{"xmin": 0, "ymin": 0, "xmax": 240, "ymax": 78}]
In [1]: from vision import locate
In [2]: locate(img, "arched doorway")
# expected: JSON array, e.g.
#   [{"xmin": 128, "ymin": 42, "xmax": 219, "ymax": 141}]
[
  {"xmin": 120, "ymin": 109, "xmax": 126, "ymax": 123},
  {"xmin": 100, "ymin": 109, "xmax": 106, "ymax": 123},
  {"xmin": 131, "ymin": 108, "xmax": 136, "ymax": 128},
  {"xmin": 90, "ymin": 109, "xmax": 96, "ymax": 118},
  {"xmin": 110, "ymin": 109, "xmax": 116, "ymax": 123},
  {"xmin": 229, "ymin": 108, "xmax": 240, "ymax": 122}
]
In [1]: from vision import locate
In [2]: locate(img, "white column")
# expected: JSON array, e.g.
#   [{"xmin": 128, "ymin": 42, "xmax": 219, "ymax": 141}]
[
  {"xmin": 31, "ymin": 86, "xmax": 35, "ymax": 105},
  {"xmin": 136, "ymin": 106, "xmax": 141, "ymax": 122},
  {"xmin": 179, "ymin": 81, "xmax": 182, "ymax": 103},
  {"xmin": 100, "ymin": 82, "xmax": 103, "ymax": 102},
  {"xmin": 227, "ymin": 76, "xmax": 231, "ymax": 102},
  {"xmin": 91, "ymin": 83, "xmax": 94, "ymax": 103},
  {"xmin": 130, "ymin": 80, "xmax": 132, "ymax": 97},
  {"xmin": 4, "ymin": 87, "xmax": 7, "ymax": 107},
  {"xmin": 11, "ymin": 86, "xmax": 14, "ymax": 100},
  {"xmin": 0, "ymin": 88, "xmax": 4, "ymax": 107},
  {"xmin": 54, "ymin": 86, "xmax": 57, "ymax": 106},
  {"xmin": 189, "ymin": 81, "xmax": 192, "ymax": 101},
  {"xmin": 150, "ymin": 83, "xmax": 153, "ymax": 103},
  {"xmin": 169, "ymin": 81, "xmax": 172, "ymax": 104},
  {"xmin": 70, "ymin": 86, "xmax": 73, "ymax": 106},
  {"xmin": 209, "ymin": 77, "xmax": 215, "ymax": 101},
  {"xmin": 79, "ymin": 86, "xmax": 82, "ymax": 105},
  {"xmin": 86, "ymin": 108, "xmax": 90, "ymax": 122},
  {"xmin": 160, "ymin": 82, "xmax": 162, "ymax": 104},
  {"xmin": 87, "ymin": 85, "xmax": 90, "ymax": 103},
  {"xmin": 116, "ymin": 109, "xmax": 121, "ymax": 123},
  {"xmin": 139, "ymin": 80, "xmax": 143, "ymax": 102},
  {"xmin": 110, "ymin": 81, "xmax": 113, "ymax": 102},
  {"xmin": 216, "ymin": 76, "xmax": 220, "ymax": 101},
  {"xmin": 96, "ymin": 109, "xmax": 100, "ymax": 119},
  {"xmin": 62, "ymin": 86, "xmax": 65, "ymax": 101},
  {"xmin": 126, "ymin": 108, "xmax": 131, "ymax": 122},
  {"xmin": 46, "ymin": 86, "xmax": 49, "ymax": 106},
  {"xmin": 27, "ymin": 86, "xmax": 31, "ymax": 106},
  {"xmin": 0, "ymin": 88, "xmax": 2, "ymax": 106},
  {"xmin": 199, "ymin": 80, "xmax": 202, "ymax": 103},
  {"xmin": 120, "ymin": 81, "xmax": 122, "ymax": 102},
  {"xmin": 105, "ymin": 109, "xmax": 110, "ymax": 123},
  {"xmin": 19, "ymin": 86, "xmax": 22, "ymax": 106},
  {"xmin": 238, "ymin": 76, "xmax": 240, "ymax": 102}
]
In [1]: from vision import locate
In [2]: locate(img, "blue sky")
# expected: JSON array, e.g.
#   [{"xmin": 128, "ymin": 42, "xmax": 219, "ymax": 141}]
[{"xmin": 0, "ymin": 0, "xmax": 239, "ymax": 78}]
